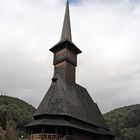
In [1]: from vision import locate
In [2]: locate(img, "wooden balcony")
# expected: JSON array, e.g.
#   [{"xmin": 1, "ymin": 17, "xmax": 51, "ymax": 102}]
[{"xmin": 31, "ymin": 133, "xmax": 57, "ymax": 140}]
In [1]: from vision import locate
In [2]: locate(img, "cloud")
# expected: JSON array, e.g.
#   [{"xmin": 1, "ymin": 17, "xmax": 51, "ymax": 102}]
[{"xmin": 0, "ymin": 0, "xmax": 140, "ymax": 113}]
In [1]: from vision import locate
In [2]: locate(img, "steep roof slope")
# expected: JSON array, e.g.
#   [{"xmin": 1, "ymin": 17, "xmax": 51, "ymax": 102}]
[{"xmin": 34, "ymin": 73, "xmax": 107, "ymax": 129}]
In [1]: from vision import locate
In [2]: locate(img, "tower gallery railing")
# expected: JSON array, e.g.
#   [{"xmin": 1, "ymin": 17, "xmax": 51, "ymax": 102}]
[
  {"xmin": 31, "ymin": 134, "xmax": 74, "ymax": 140},
  {"xmin": 31, "ymin": 133, "xmax": 57, "ymax": 140}
]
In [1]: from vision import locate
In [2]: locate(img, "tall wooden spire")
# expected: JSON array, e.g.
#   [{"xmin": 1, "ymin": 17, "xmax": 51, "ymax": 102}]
[
  {"xmin": 50, "ymin": 0, "xmax": 81, "ymax": 84},
  {"xmin": 61, "ymin": 0, "xmax": 72, "ymax": 41}
]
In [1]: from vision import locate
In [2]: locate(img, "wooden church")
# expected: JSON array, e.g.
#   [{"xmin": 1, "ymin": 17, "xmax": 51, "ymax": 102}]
[{"xmin": 26, "ymin": 0, "xmax": 115, "ymax": 140}]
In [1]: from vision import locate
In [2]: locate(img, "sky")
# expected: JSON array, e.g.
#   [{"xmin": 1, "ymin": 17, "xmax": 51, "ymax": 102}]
[{"xmin": 0, "ymin": 0, "xmax": 140, "ymax": 113}]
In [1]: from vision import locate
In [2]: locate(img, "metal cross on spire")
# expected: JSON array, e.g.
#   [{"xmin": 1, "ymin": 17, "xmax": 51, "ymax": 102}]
[{"xmin": 60, "ymin": 0, "xmax": 72, "ymax": 41}]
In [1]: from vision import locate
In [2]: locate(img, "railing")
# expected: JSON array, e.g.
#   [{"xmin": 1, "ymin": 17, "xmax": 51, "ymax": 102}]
[
  {"xmin": 31, "ymin": 134, "xmax": 41, "ymax": 139},
  {"xmin": 56, "ymin": 136, "xmax": 65, "ymax": 140},
  {"xmin": 31, "ymin": 134, "xmax": 74, "ymax": 140},
  {"xmin": 31, "ymin": 133, "xmax": 57, "ymax": 140},
  {"xmin": 57, "ymin": 135, "xmax": 74, "ymax": 140}
]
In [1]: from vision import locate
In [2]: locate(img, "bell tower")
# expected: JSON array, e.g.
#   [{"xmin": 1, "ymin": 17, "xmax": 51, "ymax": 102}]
[
  {"xmin": 50, "ymin": 0, "xmax": 81, "ymax": 84},
  {"xmin": 25, "ymin": 0, "xmax": 115, "ymax": 140}
]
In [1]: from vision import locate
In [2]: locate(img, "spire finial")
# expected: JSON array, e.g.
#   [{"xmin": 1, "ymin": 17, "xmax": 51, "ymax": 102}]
[
  {"xmin": 61, "ymin": 0, "xmax": 72, "ymax": 41},
  {"xmin": 67, "ymin": 0, "xmax": 69, "ymax": 5}
]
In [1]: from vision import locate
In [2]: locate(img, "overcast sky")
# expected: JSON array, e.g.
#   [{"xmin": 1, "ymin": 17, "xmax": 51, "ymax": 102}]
[{"xmin": 0, "ymin": 0, "xmax": 140, "ymax": 113}]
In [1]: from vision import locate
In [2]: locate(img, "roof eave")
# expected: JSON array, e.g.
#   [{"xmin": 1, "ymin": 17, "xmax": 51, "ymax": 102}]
[{"xmin": 50, "ymin": 39, "xmax": 82, "ymax": 54}]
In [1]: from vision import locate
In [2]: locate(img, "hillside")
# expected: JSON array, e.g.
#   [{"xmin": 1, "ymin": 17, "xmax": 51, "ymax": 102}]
[
  {"xmin": 0, "ymin": 95, "xmax": 35, "ymax": 140},
  {"xmin": 104, "ymin": 104, "xmax": 140, "ymax": 140},
  {"xmin": 0, "ymin": 95, "xmax": 139, "ymax": 140}
]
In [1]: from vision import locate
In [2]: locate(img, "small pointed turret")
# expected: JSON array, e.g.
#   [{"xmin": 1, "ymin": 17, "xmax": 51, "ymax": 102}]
[{"xmin": 61, "ymin": 0, "xmax": 72, "ymax": 41}]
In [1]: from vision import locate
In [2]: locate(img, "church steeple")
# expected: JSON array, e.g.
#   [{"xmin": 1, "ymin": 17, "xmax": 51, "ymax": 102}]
[
  {"xmin": 61, "ymin": 0, "xmax": 72, "ymax": 41},
  {"xmin": 25, "ymin": 1, "xmax": 115, "ymax": 139},
  {"xmin": 50, "ymin": 0, "xmax": 82, "ymax": 84}
]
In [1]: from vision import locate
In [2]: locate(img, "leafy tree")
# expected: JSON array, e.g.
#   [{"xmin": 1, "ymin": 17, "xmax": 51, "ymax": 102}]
[
  {"xmin": 0, "ymin": 95, "xmax": 35, "ymax": 140},
  {"xmin": 104, "ymin": 104, "xmax": 140, "ymax": 140},
  {"xmin": 0, "ymin": 127, "xmax": 7, "ymax": 140},
  {"xmin": 5, "ymin": 120, "xmax": 17, "ymax": 140}
]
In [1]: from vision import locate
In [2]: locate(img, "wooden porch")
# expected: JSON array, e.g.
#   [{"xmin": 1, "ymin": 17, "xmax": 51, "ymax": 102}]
[{"xmin": 31, "ymin": 133, "xmax": 58, "ymax": 140}]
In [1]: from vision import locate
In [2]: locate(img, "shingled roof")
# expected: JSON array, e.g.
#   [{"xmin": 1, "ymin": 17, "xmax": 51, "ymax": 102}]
[
  {"xmin": 25, "ymin": 71, "xmax": 114, "ymax": 136},
  {"xmin": 33, "ymin": 72, "xmax": 107, "ymax": 129}
]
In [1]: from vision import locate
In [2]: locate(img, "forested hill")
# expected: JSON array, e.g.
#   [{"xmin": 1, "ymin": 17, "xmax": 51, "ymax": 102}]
[
  {"xmin": 0, "ymin": 95, "xmax": 139, "ymax": 140},
  {"xmin": 104, "ymin": 104, "xmax": 140, "ymax": 140},
  {"xmin": 0, "ymin": 95, "xmax": 35, "ymax": 140}
]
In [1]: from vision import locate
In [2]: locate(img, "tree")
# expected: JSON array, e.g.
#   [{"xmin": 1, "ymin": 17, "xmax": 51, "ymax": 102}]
[
  {"xmin": 104, "ymin": 104, "xmax": 140, "ymax": 140},
  {"xmin": 5, "ymin": 120, "xmax": 17, "ymax": 140},
  {"xmin": 0, "ymin": 127, "xmax": 7, "ymax": 140}
]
